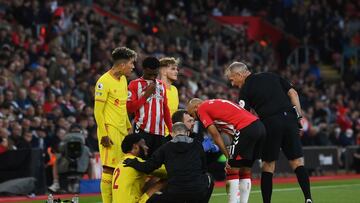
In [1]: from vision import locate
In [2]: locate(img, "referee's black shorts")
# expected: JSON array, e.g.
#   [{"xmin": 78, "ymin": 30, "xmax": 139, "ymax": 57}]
[
  {"xmin": 228, "ymin": 120, "xmax": 266, "ymax": 168},
  {"xmin": 261, "ymin": 110, "xmax": 303, "ymax": 162}
]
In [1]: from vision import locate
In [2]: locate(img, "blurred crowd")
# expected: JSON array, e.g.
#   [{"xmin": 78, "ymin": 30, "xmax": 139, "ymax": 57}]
[{"xmin": 0, "ymin": 0, "xmax": 359, "ymax": 174}]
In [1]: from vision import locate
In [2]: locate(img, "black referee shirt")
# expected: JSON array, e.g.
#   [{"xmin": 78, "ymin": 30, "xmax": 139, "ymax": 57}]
[{"xmin": 239, "ymin": 72, "xmax": 294, "ymax": 119}]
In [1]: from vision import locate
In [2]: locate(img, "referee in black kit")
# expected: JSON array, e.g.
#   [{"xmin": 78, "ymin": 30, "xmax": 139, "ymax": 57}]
[{"xmin": 225, "ymin": 62, "xmax": 312, "ymax": 203}]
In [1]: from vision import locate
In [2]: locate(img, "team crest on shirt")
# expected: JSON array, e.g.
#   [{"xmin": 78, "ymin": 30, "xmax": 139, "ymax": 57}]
[
  {"xmin": 114, "ymin": 99, "xmax": 119, "ymax": 106},
  {"xmin": 153, "ymin": 86, "xmax": 164, "ymax": 99},
  {"xmin": 238, "ymin": 100, "xmax": 245, "ymax": 108},
  {"xmin": 97, "ymin": 83, "xmax": 103, "ymax": 90},
  {"xmin": 127, "ymin": 91, "xmax": 132, "ymax": 99}
]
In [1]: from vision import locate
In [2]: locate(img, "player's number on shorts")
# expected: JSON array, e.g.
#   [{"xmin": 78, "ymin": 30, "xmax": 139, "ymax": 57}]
[{"xmin": 113, "ymin": 168, "xmax": 120, "ymax": 189}]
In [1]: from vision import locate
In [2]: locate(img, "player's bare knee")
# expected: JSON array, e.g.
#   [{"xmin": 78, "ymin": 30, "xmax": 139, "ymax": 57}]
[
  {"xmin": 238, "ymin": 167, "xmax": 251, "ymax": 174},
  {"xmin": 262, "ymin": 161, "xmax": 275, "ymax": 173},
  {"xmin": 238, "ymin": 167, "xmax": 252, "ymax": 179},
  {"xmin": 289, "ymin": 157, "xmax": 304, "ymax": 170}
]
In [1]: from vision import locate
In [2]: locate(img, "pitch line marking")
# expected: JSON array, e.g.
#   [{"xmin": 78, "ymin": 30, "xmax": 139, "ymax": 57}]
[{"xmin": 211, "ymin": 183, "xmax": 360, "ymax": 197}]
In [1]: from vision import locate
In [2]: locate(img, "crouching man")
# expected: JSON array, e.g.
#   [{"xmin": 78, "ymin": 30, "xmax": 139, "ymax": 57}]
[{"xmin": 124, "ymin": 122, "xmax": 214, "ymax": 203}]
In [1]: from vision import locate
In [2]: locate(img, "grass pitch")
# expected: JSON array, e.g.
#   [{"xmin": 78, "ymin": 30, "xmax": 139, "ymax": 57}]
[{"xmin": 15, "ymin": 178, "xmax": 360, "ymax": 203}]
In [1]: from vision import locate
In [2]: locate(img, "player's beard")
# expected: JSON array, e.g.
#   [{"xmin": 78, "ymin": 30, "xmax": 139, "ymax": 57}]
[{"xmin": 138, "ymin": 147, "xmax": 147, "ymax": 159}]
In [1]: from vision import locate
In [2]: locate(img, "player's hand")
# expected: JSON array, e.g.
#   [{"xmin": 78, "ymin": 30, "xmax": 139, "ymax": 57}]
[
  {"xmin": 224, "ymin": 160, "xmax": 231, "ymax": 171},
  {"xmin": 297, "ymin": 117, "xmax": 303, "ymax": 131},
  {"xmin": 293, "ymin": 106, "xmax": 303, "ymax": 130},
  {"xmin": 100, "ymin": 136, "xmax": 113, "ymax": 148},
  {"xmin": 143, "ymin": 82, "xmax": 156, "ymax": 98},
  {"xmin": 128, "ymin": 127, "xmax": 133, "ymax": 134},
  {"xmin": 123, "ymin": 158, "xmax": 138, "ymax": 167}
]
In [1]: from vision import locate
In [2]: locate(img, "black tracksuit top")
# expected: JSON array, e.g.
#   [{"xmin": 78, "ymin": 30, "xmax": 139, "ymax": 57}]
[{"xmin": 129, "ymin": 135, "xmax": 209, "ymax": 194}]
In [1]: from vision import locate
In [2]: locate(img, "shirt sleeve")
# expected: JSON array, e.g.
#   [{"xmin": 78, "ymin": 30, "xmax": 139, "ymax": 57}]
[
  {"xmin": 197, "ymin": 105, "xmax": 214, "ymax": 128},
  {"xmin": 129, "ymin": 146, "xmax": 165, "ymax": 174},
  {"xmin": 126, "ymin": 116, "xmax": 132, "ymax": 130},
  {"xmin": 279, "ymin": 76, "xmax": 293, "ymax": 93},
  {"xmin": 173, "ymin": 85, "xmax": 179, "ymax": 110},
  {"xmin": 150, "ymin": 165, "xmax": 167, "ymax": 179},
  {"xmin": 238, "ymin": 84, "xmax": 251, "ymax": 111},
  {"xmin": 94, "ymin": 78, "xmax": 109, "ymax": 136},
  {"xmin": 127, "ymin": 81, "xmax": 147, "ymax": 113},
  {"xmin": 94, "ymin": 78, "xmax": 109, "ymax": 102},
  {"xmin": 163, "ymin": 84, "xmax": 173, "ymax": 132}
]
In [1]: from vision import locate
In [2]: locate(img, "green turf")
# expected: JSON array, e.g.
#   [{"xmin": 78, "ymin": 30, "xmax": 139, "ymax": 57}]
[
  {"xmin": 17, "ymin": 179, "xmax": 360, "ymax": 203},
  {"xmin": 210, "ymin": 179, "xmax": 360, "ymax": 203}
]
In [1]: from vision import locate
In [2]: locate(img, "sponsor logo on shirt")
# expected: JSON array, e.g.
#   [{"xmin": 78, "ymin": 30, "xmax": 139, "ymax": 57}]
[{"xmin": 114, "ymin": 99, "xmax": 126, "ymax": 106}]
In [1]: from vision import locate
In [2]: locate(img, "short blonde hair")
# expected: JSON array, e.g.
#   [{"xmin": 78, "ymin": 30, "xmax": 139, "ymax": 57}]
[{"xmin": 159, "ymin": 57, "xmax": 180, "ymax": 68}]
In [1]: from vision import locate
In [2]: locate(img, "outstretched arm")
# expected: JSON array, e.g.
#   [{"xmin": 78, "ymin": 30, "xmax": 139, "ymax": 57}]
[
  {"xmin": 124, "ymin": 147, "xmax": 165, "ymax": 174},
  {"xmin": 207, "ymin": 125, "xmax": 229, "ymax": 159},
  {"xmin": 288, "ymin": 88, "xmax": 302, "ymax": 118}
]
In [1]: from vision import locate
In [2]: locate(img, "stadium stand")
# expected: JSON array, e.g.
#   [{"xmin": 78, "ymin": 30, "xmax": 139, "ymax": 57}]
[{"xmin": 0, "ymin": 0, "xmax": 359, "ymax": 194}]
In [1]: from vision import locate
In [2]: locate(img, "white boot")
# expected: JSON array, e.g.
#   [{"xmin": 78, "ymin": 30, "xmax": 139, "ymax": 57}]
[{"xmin": 48, "ymin": 182, "xmax": 60, "ymax": 192}]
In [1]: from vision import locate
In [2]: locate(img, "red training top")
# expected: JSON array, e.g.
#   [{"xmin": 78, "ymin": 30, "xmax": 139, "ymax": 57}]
[{"xmin": 197, "ymin": 99, "xmax": 258, "ymax": 135}]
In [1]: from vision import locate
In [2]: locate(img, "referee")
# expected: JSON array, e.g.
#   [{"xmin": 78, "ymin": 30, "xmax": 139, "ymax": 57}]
[{"xmin": 225, "ymin": 62, "xmax": 312, "ymax": 203}]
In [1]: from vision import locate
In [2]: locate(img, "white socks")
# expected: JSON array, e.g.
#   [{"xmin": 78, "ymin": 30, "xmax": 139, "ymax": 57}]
[
  {"xmin": 226, "ymin": 178, "xmax": 252, "ymax": 203},
  {"xmin": 239, "ymin": 178, "xmax": 251, "ymax": 203},
  {"xmin": 226, "ymin": 179, "xmax": 240, "ymax": 203}
]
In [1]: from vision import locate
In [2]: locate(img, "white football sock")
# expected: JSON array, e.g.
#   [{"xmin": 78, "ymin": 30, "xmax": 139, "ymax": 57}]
[
  {"xmin": 239, "ymin": 178, "xmax": 251, "ymax": 203},
  {"xmin": 226, "ymin": 179, "xmax": 240, "ymax": 203}
]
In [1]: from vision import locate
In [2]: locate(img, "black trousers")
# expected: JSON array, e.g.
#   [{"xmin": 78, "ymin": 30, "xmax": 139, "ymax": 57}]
[{"xmin": 147, "ymin": 174, "xmax": 214, "ymax": 203}]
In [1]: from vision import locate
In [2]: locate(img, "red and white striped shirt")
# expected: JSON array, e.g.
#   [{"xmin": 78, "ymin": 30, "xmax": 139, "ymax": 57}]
[{"xmin": 127, "ymin": 77, "xmax": 172, "ymax": 136}]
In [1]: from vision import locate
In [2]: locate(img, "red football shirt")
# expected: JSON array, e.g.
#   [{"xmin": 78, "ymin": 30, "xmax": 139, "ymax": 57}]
[
  {"xmin": 197, "ymin": 99, "xmax": 258, "ymax": 135},
  {"xmin": 127, "ymin": 77, "xmax": 172, "ymax": 136}
]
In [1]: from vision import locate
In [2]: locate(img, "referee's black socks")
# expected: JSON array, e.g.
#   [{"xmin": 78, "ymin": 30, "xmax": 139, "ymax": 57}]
[
  {"xmin": 295, "ymin": 166, "xmax": 312, "ymax": 201},
  {"xmin": 261, "ymin": 172, "xmax": 273, "ymax": 203}
]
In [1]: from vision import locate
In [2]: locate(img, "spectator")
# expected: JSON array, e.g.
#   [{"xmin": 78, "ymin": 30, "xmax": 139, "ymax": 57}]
[
  {"xmin": 16, "ymin": 130, "xmax": 33, "ymax": 149},
  {"xmin": 15, "ymin": 88, "xmax": 32, "ymax": 110},
  {"xmin": 0, "ymin": 0, "xmax": 357, "ymax": 195}
]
